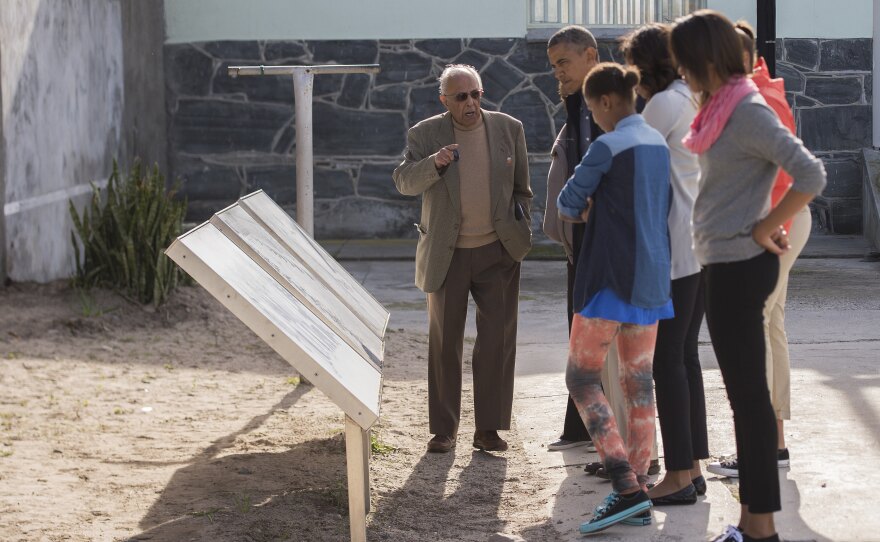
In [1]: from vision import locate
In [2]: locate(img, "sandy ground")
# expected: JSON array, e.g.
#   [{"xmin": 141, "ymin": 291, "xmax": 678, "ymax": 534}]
[
  {"xmin": 0, "ymin": 282, "xmax": 556, "ymax": 542},
  {"xmin": 3, "ymin": 246, "xmax": 878, "ymax": 541}
]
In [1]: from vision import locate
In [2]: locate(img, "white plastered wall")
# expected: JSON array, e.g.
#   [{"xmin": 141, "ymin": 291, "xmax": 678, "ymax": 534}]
[
  {"xmin": 1, "ymin": 1, "xmax": 124, "ymax": 281},
  {"xmin": 708, "ymin": 0, "xmax": 872, "ymax": 38},
  {"xmin": 165, "ymin": 0, "xmax": 529, "ymax": 43}
]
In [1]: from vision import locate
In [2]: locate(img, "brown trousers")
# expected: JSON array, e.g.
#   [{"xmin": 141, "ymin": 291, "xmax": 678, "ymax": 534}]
[{"xmin": 427, "ymin": 240, "xmax": 521, "ymax": 436}]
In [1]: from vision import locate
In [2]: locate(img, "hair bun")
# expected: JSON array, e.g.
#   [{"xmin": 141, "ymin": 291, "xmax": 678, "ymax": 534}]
[
  {"xmin": 584, "ymin": 62, "xmax": 639, "ymax": 102},
  {"xmin": 623, "ymin": 68, "xmax": 640, "ymax": 89}
]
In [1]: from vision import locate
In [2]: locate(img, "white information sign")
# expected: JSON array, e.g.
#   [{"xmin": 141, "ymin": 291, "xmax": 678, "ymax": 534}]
[
  {"xmin": 210, "ymin": 205, "xmax": 384, "ymax": 370},
  {"xmin": 238, "ymin": 191, "xmax": 389, "ymax": 340},
  {"xmin": 166, "ymin": 222, "xmax": 382, "ymax": 428},
  {"xmin": 166, "ymin": 191, "xmax": 388, "ymax": 542}
]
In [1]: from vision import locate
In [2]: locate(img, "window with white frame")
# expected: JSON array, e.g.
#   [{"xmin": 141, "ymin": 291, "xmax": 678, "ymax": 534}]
[{"xmin": 529, "ymin": 0, "xmax": 706, "ymax": 27}]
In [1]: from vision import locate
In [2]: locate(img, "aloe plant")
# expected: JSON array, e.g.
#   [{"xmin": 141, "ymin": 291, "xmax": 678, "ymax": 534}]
[{"xmin": 70, "ymin": 160, "xmax": 186, "ymax": 306}]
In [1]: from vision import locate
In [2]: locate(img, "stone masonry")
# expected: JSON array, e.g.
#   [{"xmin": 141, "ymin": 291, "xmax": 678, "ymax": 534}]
[
  {"xmin": 776, "ymin": 38, "xmax": 873, "ymax": 234},
  {"xmin": 164, "ymin": 38, "xmax": 636, "ymax": 238},
  {"xmin": 165, "ymin": 37, "xmax": 871, "ymax": 238}
]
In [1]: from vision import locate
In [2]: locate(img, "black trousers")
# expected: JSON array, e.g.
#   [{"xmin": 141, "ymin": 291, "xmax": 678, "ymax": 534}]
[
  {"xmin": 561, "ymin": 259, "xmax": 591, "ymax": 442},
  {"xmin": 653, "ymin": 271, "xmax": 710, "ymax": 471},
  {"xmin": 705, "ymin": 251, "xmax": 780, "ymax": 513}
]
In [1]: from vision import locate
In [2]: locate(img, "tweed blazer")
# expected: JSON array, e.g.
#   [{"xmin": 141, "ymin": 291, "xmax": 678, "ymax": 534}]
[{"xmin": 392, "ymin": 110, "xmax": 533, "ymax": 293}]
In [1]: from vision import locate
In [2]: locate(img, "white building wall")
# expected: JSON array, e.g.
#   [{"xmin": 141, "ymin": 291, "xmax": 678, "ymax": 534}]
[
  {"xmin": 777, "ymin": 0, "xmax": 871, "ymax": 39},
  {"xmin": 165, "ymin": 0, "xmax": 529, "ymax": 43},
  {"xmin": 709, "ymin": 0, "xmax": 872, "ymax": 38},
  {"xmin": 706, "ymin": 0, "xmax": 756, "ymax": 28},
  {"xmin": 166, "ymin": 0, "xmax": 870, "ymax": 43},
  {"xmin": 1, "ymin": 1, "xmax": 124, "ymax": 281}
]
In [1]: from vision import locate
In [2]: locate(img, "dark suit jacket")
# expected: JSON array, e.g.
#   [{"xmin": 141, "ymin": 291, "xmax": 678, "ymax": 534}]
[{"xmin": 392, "ymin": 110, "xmax": 533, "ymax": 293}]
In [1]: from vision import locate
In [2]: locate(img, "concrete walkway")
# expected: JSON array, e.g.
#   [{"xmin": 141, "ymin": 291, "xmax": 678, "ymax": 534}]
[{"xmin": 340, "ymin": 233, "xmax": 879, "ymax": 541}]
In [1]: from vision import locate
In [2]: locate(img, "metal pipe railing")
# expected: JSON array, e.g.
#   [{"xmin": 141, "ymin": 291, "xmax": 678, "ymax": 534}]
[{"xmin": 528, "ymin": 0, "xmax": 703, "ymax": 26}]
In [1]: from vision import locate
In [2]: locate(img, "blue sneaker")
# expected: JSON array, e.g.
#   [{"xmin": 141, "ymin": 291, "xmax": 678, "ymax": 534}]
[
  {"xmin": 593, "ymin": 491, "xmax": 618, "ymax": 515},
  {"xmin": 579, "ymin": 490, "xmax": 652, "ymax": 534},
  {"xmin": 594, "ymin": 492, "xmax": 651, "ymax": 525},
  {"xmin": 622, "ymin": 510, "xmax": 652, "ymax": 526}
]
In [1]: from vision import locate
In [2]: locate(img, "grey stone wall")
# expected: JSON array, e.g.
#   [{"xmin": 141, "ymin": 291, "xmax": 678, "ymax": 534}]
[
  {"xmin": 777, "ymin": 38, "xmax": 873, "ymax": 234},
  {"xmin": 167, "ymin": 36, "xmax": 872, "ymax": 237},
  {"xmin": 165, "ymin": 38, "xmax": 630, "ymax": 237},
  {"xmin": 862, "ymin": 149, "xmax": 880, "ymax": 252}
]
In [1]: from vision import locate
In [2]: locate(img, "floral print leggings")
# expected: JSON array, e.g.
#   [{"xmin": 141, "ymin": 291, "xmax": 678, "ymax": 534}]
[{"xmin": 566, "ymin": 315, "xmax": 658, "ymax": 494}]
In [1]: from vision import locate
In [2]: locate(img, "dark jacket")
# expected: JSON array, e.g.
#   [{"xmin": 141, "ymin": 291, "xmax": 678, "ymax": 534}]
[
  {"xmin": 392, "ymin": 110, "xmax": 533, "ymax": 293},
  {"xmin": 543, "ymin": 92, "xmax": 604, "ymax": 261}
]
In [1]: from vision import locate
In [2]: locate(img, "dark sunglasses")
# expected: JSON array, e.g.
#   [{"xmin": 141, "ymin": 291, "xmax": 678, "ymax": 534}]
[{"xmin": 444, "ymin": 89, "xmax": 483, "ymax": 102}]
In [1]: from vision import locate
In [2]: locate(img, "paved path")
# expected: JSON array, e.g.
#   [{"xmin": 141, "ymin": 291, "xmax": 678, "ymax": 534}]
[{"xmin": 341, "ymin": 234, "xmax": 879, "ymax": 541}]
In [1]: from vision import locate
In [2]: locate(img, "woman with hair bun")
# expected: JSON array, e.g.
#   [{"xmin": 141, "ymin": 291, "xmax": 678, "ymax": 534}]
[
  {"xmin": 557, "ymin": 62, "xmax": 672, "ymax": 534},
  {"xmin": 620, "ymin": 23, "xmax": 709, "ymax": 506},
  {"xmin": 670, "ymin": 10, "xmax": 826, "ymax": 542}
]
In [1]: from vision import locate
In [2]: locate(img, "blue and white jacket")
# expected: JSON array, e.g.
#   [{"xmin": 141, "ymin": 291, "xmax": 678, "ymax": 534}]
[{"xmin": 557, "ymin": 113, "xmax": 672, "ymax": 312}]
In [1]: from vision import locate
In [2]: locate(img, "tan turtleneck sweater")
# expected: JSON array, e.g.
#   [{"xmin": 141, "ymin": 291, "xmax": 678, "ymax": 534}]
[{"xmin": 453, "ymin": 115, "xmax": 498, "ymax": 248}]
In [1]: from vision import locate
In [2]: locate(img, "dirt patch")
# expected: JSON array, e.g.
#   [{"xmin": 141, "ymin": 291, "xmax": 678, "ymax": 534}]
[{"xmin": 0, "ymin": 283, "xmax": 558, "ymax": 542}]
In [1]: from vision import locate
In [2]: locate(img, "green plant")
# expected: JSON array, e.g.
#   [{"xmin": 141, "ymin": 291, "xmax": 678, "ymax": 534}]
[
  {"xmin": 370, "ymin": 433, "xmax": 397, "ymax": 456},
  {"xmin": 75, "ymin": 287, "xmax": 116, "ymax": 317},
  {"xmin": 323, "ymin": 480, "xmax": 348, "ymax": 514},
  {"xmin": 190, "ymin": 507, "xmax": 220, "ymax": 523},
  {"xmin": 70, "ymin": 160, "xmax": 187, "ymax": 306},
  {"xmin": 233, "ymin": 493, "xmax": 252, "ymax": 514}
]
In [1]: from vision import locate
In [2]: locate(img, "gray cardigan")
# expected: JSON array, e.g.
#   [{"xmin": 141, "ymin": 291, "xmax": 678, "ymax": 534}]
[{"xmin": 694, "ymin": 94, "xmax": 826, "ymax": 265}]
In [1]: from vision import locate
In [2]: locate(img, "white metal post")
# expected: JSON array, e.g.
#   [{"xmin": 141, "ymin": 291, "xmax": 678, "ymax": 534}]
[
  {"xmin": 227, "ymin": 64, "xmax": 380, "ymax": 238},
  {"xmin": 292, "ymin": 69, "xmax": 315, "ymax": 236}
]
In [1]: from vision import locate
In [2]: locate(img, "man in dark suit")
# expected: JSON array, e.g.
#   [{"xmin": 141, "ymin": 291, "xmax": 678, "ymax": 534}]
[
  {"xmin": 544, "ymin": 27, "xmax": 660, "ymax": 476},
  {"xmin": 543, "ymin": 25, "xmax": 603, "ymax": 453}
]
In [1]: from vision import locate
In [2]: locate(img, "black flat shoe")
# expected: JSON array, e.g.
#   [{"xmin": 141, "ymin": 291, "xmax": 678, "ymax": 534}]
[
  {"xmin": 692, "ymin": 475, "xmax": 707, "ymax": 496},
  {"xmin": 650, "ymin": 483, "xmax": 697, "ymax": 505},
  {"xmin": 584, "ymin": 461, "xmax": 603, "ymax": 474}
]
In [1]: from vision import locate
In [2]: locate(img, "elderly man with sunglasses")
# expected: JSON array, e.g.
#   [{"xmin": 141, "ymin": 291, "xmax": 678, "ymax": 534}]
[{"xmin": 393, "ymin": 64, "xmax": 533, "ymax": 454}]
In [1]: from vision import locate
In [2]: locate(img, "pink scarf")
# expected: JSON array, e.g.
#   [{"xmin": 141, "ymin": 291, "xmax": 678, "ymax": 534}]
[{"xmin": 682, "ymin": 76, "xmax": 759, "ymax": 154}]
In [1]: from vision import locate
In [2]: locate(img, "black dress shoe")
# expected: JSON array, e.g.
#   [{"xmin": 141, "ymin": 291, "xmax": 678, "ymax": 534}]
[
  {"xmin": 692, "ymin": 475, "xmax": 707, "ymax": 496},
  {"xmin": 473, "ymin": 430, "xmax": 508, "ymax": 452},
  {"xmin": 596, "ymin": 461, "xmax": 659, "ymax": 480},
  {"xmin": 427, "ymin": 434, "xmax": 455, "ymax": 453},
  {"xmin": 584, "ymin": 461, "xmax": 603, "ymax": 474},
  {"xmin": 650, "ymin": 483, "xmax": 697, "ymax": 505}
]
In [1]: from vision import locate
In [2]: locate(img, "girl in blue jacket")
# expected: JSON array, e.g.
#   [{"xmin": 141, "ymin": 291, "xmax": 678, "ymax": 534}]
[{"xmin": 557, "ymin": 62, "xmax": 672, "ymax": 534}]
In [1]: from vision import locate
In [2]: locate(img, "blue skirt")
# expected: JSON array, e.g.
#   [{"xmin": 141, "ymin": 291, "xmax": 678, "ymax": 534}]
[{"xmin": 578, "ymin": 287, "xmax": 674, "ymax": 325}]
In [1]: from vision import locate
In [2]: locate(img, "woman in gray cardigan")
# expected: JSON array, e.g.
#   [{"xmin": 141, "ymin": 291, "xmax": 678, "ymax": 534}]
[{"xmin": 670, "ymin": 10, "xmax": 826, "ymax": 542}]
